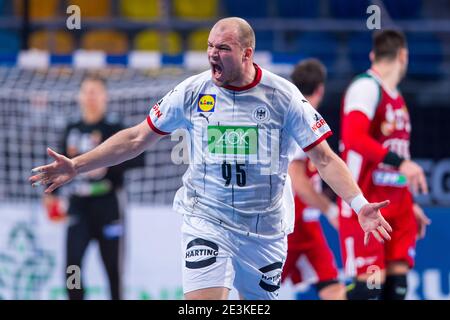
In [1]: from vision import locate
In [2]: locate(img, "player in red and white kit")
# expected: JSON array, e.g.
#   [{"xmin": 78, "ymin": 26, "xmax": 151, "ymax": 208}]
[
  {"xmin": 339, "ymin": 30, "xmax": 431, "ymax": 300},
  {"xmin": 281, "ymin": 59, "xmax": 346, "ymax": 300}
]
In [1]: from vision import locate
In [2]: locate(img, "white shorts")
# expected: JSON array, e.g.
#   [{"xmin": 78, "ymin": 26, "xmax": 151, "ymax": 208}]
[{"xmin": 181, "ymin": 214, "xmax": 287, "ymax": 300}]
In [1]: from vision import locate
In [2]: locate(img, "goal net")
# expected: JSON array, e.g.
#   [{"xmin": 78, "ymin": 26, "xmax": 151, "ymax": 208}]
[{"xmin": 0, "ymin": 66, "xmax": 194, "ymax": 204}]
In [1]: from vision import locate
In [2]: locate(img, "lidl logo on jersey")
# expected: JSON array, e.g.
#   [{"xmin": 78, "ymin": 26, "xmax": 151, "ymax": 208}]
[
  {"xmin": 373, "ymin": 170, "xmax": 407, "ymax": 187},
  {"xmin": 197, "ymin": 94, "xmax": 216, "ymax": 112},
  {"xmin": 208, "ymin": 125, "xmax": 258, "ymax": 155}
]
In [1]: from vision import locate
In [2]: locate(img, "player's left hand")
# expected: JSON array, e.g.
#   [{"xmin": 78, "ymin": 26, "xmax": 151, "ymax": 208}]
[
  {"xmin": 29, "ymin": 147, "xmax": 77, "ymax": 193},
  {"xmin": 413, "ymin": 203, "xmax": 431, "ymax": 239},
  {"xmin": 358, "ymin": 200, "xmax": 392, "ymax": 245}
]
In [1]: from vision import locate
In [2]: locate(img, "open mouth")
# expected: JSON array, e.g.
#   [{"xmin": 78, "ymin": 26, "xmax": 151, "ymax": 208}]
[{"xmin": 211, "ymin": 62, "xmax": 223, "ymax": 79}]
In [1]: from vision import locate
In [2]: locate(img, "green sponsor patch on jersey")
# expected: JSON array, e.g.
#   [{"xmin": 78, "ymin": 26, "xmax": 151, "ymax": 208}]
[
  {"xmin": 208, "ymin": 125, "xmax": 258, "ymax": 155},
  {"xmin": 373, "ymin": 170, "xmax": 407, "ymax": 187}
]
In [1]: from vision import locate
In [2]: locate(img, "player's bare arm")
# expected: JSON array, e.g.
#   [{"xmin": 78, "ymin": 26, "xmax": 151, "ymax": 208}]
[
  {"xmin": 306, "ymin": 139, "xmax": 392, "ymax": 244},
  {"xmin": 29, "ymin": 119, "xmax": 162, "ymax": 194}
]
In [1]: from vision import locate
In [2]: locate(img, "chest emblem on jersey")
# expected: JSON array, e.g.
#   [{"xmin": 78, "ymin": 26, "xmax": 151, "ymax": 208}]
[
  {"xmin": 207, "ymin": 125, "xmax": 258, "ymax": 155},
  {"xmin": 197, "ymin": 94, "xmax": 216, "ymax": 112},
  {"xmin": 67, "ymin": 129, "xmax": 103, "ymax": 156},
  {"xmin": 252, "ymin": 106, "xmax": 270, "ymax": 123},
  {"xmin": 381, "ymin": 104, "xmax": 411, "ymax": 136}
]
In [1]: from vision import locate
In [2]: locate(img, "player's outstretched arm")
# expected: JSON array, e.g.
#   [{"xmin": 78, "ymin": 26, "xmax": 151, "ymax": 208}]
[
  {"xmin": 288, "ymin": 160, "xmax": 339, "ymax": 228},
  {"xmin": 306, "ymin": 140, "xmax": 392, "ymax": 244},
  {"xmin": 29, "ymin": 119, "xmax": 162, "ymax": 194}
]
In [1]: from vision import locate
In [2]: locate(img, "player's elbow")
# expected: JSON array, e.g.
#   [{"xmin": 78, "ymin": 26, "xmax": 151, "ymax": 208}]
[
  {"xmin": 127, "ymin": 127, "xmax": 146, "ymax": 155},
  {"xmin": 130, "ymin": 120, "xmax": 162, "ymax": 154},
  {"xmin": 342, "ymin": 136, "xmax": 363, "ymax": 154},
  {"xmin": 296, "ymin": 187, "xmax": 314, "ymax": 201},
  {"xmin": 341, "ymin": 127, "xmax": 360, "ymax": 151},
  {"xmin": 310, "ymin": 148, "xmax": 335, "ymax": 171}
]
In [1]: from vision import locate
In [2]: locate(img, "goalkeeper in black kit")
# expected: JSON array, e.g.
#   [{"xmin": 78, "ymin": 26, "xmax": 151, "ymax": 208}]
[{"xmin": 44, "ymin": 75, "xmax": 144, "ymax": 300}]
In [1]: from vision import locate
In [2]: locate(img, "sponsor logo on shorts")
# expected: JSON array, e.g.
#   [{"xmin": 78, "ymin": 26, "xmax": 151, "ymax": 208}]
[
  {"xmin": 185, "ymin": 238, "xmax": 219, "ymax": 269},
  {"xmin": 259, "ymin": 262, "xmax": 283, "ymax": 292},
  {"xmin": 373, "ymin": 170, "xmax": 407, "ymax": 187},
  {"xmin": 197, "ymin": 94, "xmax": 216, "ymax": 112},
  {"xmin": 207, "ymin": 125, "xmax": 258, "ymax": 155}
]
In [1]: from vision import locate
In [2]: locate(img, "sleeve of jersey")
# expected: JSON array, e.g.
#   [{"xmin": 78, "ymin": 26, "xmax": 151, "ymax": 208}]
[
  {"xmin": 342, "ymin": 77, "xmax": 388, "ymax": 163},
  {"xmin": 146, "ymin": 85, "xmax": 187, "ymax": 135},
  {"xmin": 342, "ymin": 111, "xmax": 389, "ymax": 163},
  {"xmin": 286, "ymin": 94, "xmax": 332, "ymax": 152},
  {"xmin": 343, "ymin": 76, "xmax": 379, "ymax": 120}
]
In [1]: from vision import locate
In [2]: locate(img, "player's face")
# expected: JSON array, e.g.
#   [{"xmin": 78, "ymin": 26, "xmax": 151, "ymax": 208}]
[
  {"xmin": 207, "ymin": 27, "xmax": 245, "ymax": 87},
  {"xmin": 79, "ymin": 80, "xmax": 107, "ymax": 120}
]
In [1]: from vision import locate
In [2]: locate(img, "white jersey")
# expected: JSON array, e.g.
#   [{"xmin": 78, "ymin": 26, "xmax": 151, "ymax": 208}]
[{"xmin": 147, "ymin": 64, "xmax": 331, "ymax": 238}]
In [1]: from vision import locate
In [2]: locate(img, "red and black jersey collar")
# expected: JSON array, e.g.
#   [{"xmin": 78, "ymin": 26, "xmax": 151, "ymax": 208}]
[{"xmin": 223, "ymin": 63, "xmax": 262, "ymax": 92}]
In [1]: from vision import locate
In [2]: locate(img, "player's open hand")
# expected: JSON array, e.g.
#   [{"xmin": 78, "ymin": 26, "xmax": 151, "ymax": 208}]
[
  {"xmin": 399, "ymin": 160, "xmax": 428, "ymax": 195},
  {"xmin": 413, "ymin": 203, "xmax": 431, "ymax": 239},
  {"xmin": 358, "ymin": 200, "xmax": 392, "ymax": 245},
  {"xmin": 29, "ymin": 147, "xmax": 77, "ymax": 194}
]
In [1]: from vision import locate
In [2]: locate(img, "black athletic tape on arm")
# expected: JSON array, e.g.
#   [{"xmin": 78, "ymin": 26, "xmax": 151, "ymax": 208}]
[{"xmin": 383, "ymin": 151, "xmax": 404, "ymax": 168}]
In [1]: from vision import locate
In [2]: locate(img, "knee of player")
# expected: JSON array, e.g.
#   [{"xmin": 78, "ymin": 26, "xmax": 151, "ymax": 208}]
[
  {"xmin": 346, "ymin": 279, "xmax": 383, "ymax": 300},
  {"xmin": 315, "ymin": 280, "xmax": 346, "ymax": 300},
  {"xmin": 381, "ymin": 274, "xmax": 408, "ymax": 300}
]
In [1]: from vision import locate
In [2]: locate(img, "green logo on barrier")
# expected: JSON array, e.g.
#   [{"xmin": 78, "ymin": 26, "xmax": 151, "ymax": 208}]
[
  {"xmin": 208, "ymin": 126, "xmax": 258, "ymax": 155},
  {"xmin": 0, "ymin": 222, "xmax": 55, "ymax": 299}
]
